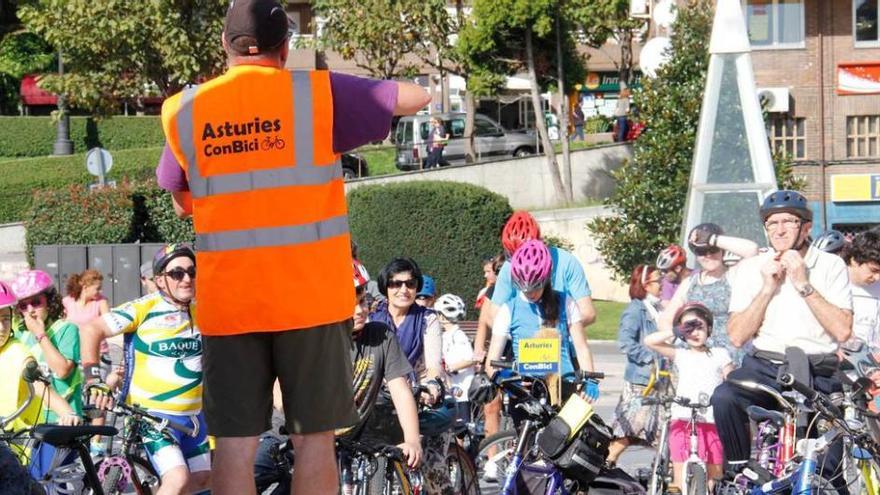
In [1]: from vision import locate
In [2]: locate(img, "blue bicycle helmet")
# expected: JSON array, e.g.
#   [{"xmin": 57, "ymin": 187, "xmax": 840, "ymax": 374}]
[{"xmin": 760, "ymin": 190, "xmax": 812, "ymax": 222}]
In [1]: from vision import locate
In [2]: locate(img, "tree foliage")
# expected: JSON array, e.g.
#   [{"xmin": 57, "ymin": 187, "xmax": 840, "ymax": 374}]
[
  {"xmin": 312, "ymin": 0, "xmax": 444, "ymax": 79},
  {"xmin": 0, "ymin": 31, "xmax": 54, "ymax": 114},
  {"xmin": 458, "ymin": 0, "xmax": 586, "ymax": 202},
  {"xmin": 569, "ymin": 0, "xmax": 645, "ymax": 84},
  {"xmin": 588, "ymin": 0, "xmax": 803, "ymax": 280},
  {"xmin": 18, "ymin": 0, "xmax": 227, "ymax": 115}
]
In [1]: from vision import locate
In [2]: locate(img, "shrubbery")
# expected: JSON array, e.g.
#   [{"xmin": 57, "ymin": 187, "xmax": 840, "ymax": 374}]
[
  {"xmin": 0, "ymin": 116, "xmax": 164, "ymax": 158},
  {"xmin": 348, "ymin": 181, "xmax": 512, "ymax": 307},
  {"xmin": 24, "ymin": 180, "xmax": 193, "ymax": 263},
  {"xmin": 0, "ymin": 147, "xmax": 160, "ymax": 223}
]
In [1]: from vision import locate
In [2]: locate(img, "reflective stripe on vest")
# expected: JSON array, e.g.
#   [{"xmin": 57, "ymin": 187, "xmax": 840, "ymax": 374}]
[{"xmin": 176, "ymin": 71, "xmax": 346, "ymax": 253}]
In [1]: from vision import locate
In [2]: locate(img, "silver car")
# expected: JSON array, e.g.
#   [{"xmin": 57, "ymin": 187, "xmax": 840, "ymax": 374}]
[{"xmin": 394, "ymin": 113, "xmax": 539, "ymax": 171}]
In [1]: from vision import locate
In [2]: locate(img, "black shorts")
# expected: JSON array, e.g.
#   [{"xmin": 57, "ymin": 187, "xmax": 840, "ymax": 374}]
[{"xmin": 202, "ymin": 320, "xmax": 359, "ymax": 437}]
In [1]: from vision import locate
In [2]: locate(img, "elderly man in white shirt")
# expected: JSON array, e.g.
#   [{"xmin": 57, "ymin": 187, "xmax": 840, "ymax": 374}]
[{"xmin": 710, "ymin": 190, "xmax": 853, "ymax": 486}]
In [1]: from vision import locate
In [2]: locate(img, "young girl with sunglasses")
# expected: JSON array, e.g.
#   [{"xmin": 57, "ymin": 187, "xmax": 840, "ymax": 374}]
[
  {"xmin": 10, "ymin": 270, "xmax": 83, "ymax": 424},
  {"xmin": 645, "ymin": 302, "xmax": 734, "ymax": 491},
  {"xmin": 11, "ymin": 269, "xmax": 84, "ymax": 478}
]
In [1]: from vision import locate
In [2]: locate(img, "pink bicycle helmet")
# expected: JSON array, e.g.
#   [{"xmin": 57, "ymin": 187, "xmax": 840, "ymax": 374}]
[
  {"xmin": 11, "ymin": 270, "xmax": 55, "ymax": 300},
  {"xmin": 511, "ymin": 240, "xmax": 552, "ymax": 291},
  {"xmin": 0, "ymin": 281, "xmax": 16, "ymax": 310}
]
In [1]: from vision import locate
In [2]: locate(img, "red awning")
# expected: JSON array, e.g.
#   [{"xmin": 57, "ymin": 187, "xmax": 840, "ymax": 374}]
[{"xmin": 20, "ymin": 74, "xmax": 58, "ymax": 106}]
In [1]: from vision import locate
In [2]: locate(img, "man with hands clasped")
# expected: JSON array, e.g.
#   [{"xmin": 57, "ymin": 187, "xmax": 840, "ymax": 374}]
[{"xmin": 710, "ymin": 190, "xmax": 853, "ymax": 487}]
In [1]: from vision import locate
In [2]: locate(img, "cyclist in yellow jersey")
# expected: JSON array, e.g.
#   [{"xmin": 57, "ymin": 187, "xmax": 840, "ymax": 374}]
[{"xmin": 80, "ymin": 244, "xmax": 209, "ymax": 495}]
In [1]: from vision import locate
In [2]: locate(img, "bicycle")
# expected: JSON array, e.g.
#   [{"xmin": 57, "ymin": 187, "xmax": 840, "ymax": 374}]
[
  {"xmin": 477, "ymin": 360, "xmax": 614, "ymax": 495},
  {"xmin": 643, "ymin": 396, "xmax": 713, "ymax": 495},
  {"xmin": 730, "ymin": 372, "xmax": 874, "ymax": 494},
  {"xmin": 0, "ymin": 362, "xmax": 49, "ymax": 495},
  {"xmin": 253, "ymin": 428, "xmax": 420, "ymax": 495},
  {"xmin": 88, "ymin": 397, "xmax": 197, "ymax": 495}
]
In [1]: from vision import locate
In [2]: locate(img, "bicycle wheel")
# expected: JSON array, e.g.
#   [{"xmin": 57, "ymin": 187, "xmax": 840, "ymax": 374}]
[
  {"xmin": 648, "ymin": 428, "xmax": 671, "ymax": 495},
  {"xmin": 475, "ymin": 430, "xmax": 518, "ymax": 482},
  {"xmin": 368, "ymin": 455, "xmax": 413, "ymax": 495},
  {"xmin": 447, "ymin": 443, "xmax": 480, "ymax": 494},
  {"xmin": 685, "ymin": 463, "xmax": 706, "ymax": 495}
]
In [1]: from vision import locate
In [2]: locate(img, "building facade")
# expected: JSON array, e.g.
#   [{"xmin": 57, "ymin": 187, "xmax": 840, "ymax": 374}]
[{"xmin": 745, "ymin": 0, "xmax": 880, "ymax": 233}]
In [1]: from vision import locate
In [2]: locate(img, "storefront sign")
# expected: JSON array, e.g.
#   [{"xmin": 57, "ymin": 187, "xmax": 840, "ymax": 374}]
[
  {"xmin": 580, "ymin": 72, "xmax": 642, "ymax": 93},
  {"xmin": 517, "ymin": 338, "xmax": 560, "ymax": 375},
  {"xmin": 831, "ymin": 174, "xmax": 880, "ymax": 202},
  {"xmin": 838, "ymin": 62, "xmax": 880, "ymax": 95}
]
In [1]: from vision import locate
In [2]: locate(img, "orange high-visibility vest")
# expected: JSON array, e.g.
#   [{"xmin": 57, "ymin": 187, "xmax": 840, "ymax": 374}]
[{"xmin": 161, "ymin": 66, "xmax": 354, "ymax": 336}]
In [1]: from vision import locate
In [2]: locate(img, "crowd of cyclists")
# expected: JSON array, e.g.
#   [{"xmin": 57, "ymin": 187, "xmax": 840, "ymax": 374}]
[{"xmin": 1, "ymin": 188, "xmax": 880, "ymax": 494}]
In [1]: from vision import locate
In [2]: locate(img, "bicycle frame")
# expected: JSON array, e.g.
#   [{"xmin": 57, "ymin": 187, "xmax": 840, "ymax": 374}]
[
  {"xmin": 498, "ymin": 418, "xmax": 570, "ymax": 495},
  {"xmin": 746, "ymin": 427, "xmax": 841, "ymax": 495},
  {"xmin": 728, "ymin": 379, "xmax": 799, "ymax": 476},
  {"xmin": 680, "ymin": 408, "xmax": 707, "ymax": 495}
]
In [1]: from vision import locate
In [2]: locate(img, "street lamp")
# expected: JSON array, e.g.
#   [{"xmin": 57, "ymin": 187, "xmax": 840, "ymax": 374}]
[{"xmin": 52, "ymin": 49, "xmax": 73, "ymax": 156}]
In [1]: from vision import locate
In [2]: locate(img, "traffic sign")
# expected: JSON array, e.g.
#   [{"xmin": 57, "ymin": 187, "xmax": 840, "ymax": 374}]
[{"xmin": 86, "ymin": 147, "xmax": 113, "ymax": 178}]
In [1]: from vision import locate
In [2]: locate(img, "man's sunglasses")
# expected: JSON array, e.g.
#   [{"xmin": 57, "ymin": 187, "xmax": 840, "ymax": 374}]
[
  {"xmin": 17, "ymin": 294, "xmax": 47, "ymax": 311},
  {"xmin": 387, "ymin": 279, "xmax": 418, "ymax": 290},
  {"xmin": 164, "ymin": 267, "xmax": 196, "ymax": 281}
]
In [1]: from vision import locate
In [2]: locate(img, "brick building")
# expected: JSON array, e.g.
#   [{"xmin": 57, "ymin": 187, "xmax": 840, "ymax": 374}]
[{"xmin": 745, "ymin": 0, "xmax": 880, "ymax": 233}]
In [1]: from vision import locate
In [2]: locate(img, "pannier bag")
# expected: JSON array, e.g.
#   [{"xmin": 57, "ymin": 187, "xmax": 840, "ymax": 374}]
[{"xmin": 536, "ymin": 394, "xmax": 612, "ymax": 484}]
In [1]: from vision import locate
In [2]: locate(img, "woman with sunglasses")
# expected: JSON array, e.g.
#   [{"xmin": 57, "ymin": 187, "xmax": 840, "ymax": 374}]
[
  {"xmin": 607, "ymin": 264, "xmax": 664, "ymax": 466},
  {"xmin": 484, "ymin": 240, "xmax": 597, "ymax": 406},
  {"xmin": 658, "ymin": 223, "xmax": 759, "ymax": 366},
  {"xmin": 371, "ymin": 258, "xmax": 443, "ymax": 382}
]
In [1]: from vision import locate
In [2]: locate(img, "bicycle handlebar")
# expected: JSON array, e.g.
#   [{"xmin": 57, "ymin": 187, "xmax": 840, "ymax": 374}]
[
  {"xmin": 90, "ymin": 400, "xmax": 196, "ymax": 438},
  {"xmin": 490, "ymin": 360, "xmax": 513, "ymax": 369},
  {"xmin": 777, "ymin": 373, "xmax": 843, "ymax": 420}
]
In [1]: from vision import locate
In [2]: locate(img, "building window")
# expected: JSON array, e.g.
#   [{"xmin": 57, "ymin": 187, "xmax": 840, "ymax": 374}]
[
  {"xmin": 768, "ymin": 116, "xmax": 805, "ymax": 159},
  {"xmin": 846, "ymin": 115, "xmax": 880, "ymax": 157},
  {"xmin": 743, "ymin": 0, "xmax": 805, "ymax": 48},
  {"xmin": 855, "ymin": 0, "xmax": 880, "ymax": 46}
]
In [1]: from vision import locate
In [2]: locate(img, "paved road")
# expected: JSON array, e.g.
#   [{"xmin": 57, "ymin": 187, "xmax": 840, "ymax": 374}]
[{"xmin": 478, "ymin": 341, "xmax": 656, "ymax": 493}]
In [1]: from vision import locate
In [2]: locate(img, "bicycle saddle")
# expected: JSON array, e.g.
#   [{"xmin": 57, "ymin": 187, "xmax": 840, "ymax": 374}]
[
  {"xmin": 746, "ymin": 405, "xmax": 784, "ymax": 427},
  {"xmin": 33, "ymin": 425, "xmax": 118, "ymax": 447}
]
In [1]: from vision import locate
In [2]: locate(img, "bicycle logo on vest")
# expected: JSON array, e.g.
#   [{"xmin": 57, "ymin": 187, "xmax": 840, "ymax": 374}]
[{"xmin": 200, "ymin": 117, "xmax": 284, "ymax": 157}]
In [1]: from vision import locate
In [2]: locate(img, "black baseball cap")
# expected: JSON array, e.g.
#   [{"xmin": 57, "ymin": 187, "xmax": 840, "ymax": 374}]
[{"xmin": 224, "ymin": 0, "xmax": 289, "ymax": 55}]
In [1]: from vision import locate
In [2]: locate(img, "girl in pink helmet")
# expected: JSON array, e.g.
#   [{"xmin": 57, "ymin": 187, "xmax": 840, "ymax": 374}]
[
  {"xmin": 9, "ymin": 271, "xmax": 83, "ymax": 423},
  {"xmin": 484, "ymin": 240, "xmax": 598, "ymax": 405}
]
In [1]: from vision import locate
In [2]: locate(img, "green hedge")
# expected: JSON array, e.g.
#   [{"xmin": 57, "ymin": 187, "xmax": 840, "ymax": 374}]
[
  {"xmin": 0, "ymin": 116, "xmax": 164, "ymax": 158},
  {"xmin": 0, "ymin": 147, "xmax": 161, "ymax": 223},
  {"xmin": 348, "ymin": 181, "xmax": 512, "ymax": 307},
  {"xmin": 24, "ymin": 180, "xmax": 194, "ymax": 264}
]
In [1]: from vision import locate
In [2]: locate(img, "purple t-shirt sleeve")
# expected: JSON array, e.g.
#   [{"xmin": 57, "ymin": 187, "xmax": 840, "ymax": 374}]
[
  {"xmin": 156, "ymin": 143, "xmax": 188, "ymax": 192},
  {"xmin": 155, "ymin": 72, "xmax": 398, "ymax": 192},
  {"xmin": 330, "ymin": 72, "xmax": 398, "ymax": 153},
  {"xmin": 660, "ymin": 279, "xmax": 678, "ymax": 301}
]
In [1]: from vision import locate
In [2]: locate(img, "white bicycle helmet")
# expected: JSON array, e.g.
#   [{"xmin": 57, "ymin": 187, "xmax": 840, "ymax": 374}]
[
  {"xmin": 811, "ymin": 230, "xmax": 847, "ymax": 254},
  {"xmin": 435, "ymin": 293, "xmax": 466, "ymax": 322}
]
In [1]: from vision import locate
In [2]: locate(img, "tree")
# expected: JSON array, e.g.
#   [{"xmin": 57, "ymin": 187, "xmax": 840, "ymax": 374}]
[
  {"xmin": 569, "ymin": 0, "xmax": 644, "ymax": 86},
  {"xmin": 588, "ymin": 0, "xmax": 801, "ymax": 280},
  {"xmin": 311, "ymin": 0, "xmax": 437, "ymax": 80},
  {"xmin": 18, "ymin": 0, "xmax": 227, "ymax": 115},
  {"xmin": 0, "ymin": 31, "xmax": 54, "ymax": 114},
  {"xmin": 459, "ymin": 0, "xmax": 586, "ymax": 203}
]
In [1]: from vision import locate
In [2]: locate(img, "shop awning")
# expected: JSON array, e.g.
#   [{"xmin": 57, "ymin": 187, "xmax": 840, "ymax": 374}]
[{"xmin": 20, "ymin": 74, "xmax": 57, "ymax": 106}]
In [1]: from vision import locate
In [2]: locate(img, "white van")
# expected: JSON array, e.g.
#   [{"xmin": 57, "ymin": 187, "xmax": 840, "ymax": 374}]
[{"xmin": 394, "ymin": 113, "xmax": 538, "ymax": 171}]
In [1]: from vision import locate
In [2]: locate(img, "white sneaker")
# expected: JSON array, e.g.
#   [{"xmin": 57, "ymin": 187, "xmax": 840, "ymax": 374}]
[{"xmin": 482, "ymin": 459, "xmax": 498, "ymax": 482}]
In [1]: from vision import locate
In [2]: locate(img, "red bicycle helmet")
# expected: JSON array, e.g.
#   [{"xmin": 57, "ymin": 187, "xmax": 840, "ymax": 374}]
[
  {"xmin": 656, "ymin": 244, "xmax": 686, "ymax": 271},
  {"xmin": 502, "ymin": 211, "xmax": 541, "ymax": 255},
  {"xmin": 353, "ymin": 259, "xmax": 370, "ymax": 288}
]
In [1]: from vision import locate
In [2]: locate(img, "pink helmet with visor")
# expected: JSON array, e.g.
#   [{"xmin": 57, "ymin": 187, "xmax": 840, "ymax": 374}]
[
  {"xmin": 11, "ymin": 270, "xmax": 55, "ymax": 300},
  {"xmin": 0, "ymin": 281, "xmax": 16, "ymax": 310},
  {"xmin": 510, "ymin": 240, "xmax": 552, "ymax": 292}
]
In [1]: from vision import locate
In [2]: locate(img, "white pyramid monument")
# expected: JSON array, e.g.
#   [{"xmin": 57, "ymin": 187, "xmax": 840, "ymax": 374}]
[{"xmin": 681, "ymin": 0, "xmax": 778, "ymax": 256}]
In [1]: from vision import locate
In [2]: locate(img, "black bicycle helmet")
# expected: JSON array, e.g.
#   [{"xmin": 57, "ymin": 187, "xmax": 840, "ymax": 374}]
[
  {"xmin": 468, "ymin": 372, "xmax": 496, "ymax": 406},
  {"xmin": 688, "ymin": 223, "xmax": 724, "ymax": 253},
  {"xmin": 153, "ymin": 243, "xmax": 196, "ymax": 275},
  {"xmin": 760, "ymin": 190, "xmax": 812, "ymax": 222},
  {"xmin": 811, "ymin": 230, "xmax": 847, "ymax": 254}
]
